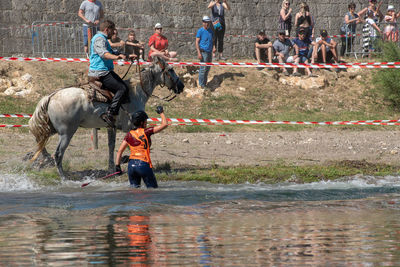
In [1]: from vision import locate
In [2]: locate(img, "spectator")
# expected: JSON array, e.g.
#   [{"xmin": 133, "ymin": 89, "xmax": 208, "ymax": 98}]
[
  {"xmin": 362, "ymin": 9, "xmax": 383, "ymax": 56},
  {"xmin": 292, "ymin": 29, "xmax": 316, "ymax": 77},
  {"xmin": 340, "ymin": 3, "xmax": 361, "ymax": 56},
  {"xmin": 279, "ymin": 0, "xmax": 292, "ymax": 37},
  {"xmin": 196, "ymin": 16, "xmax": 214, "ymax": 89},
  {"xmin": 294, "ymin": 1, "xmax": 314, "ymax": 41},
  {"xmin": 108, "ymin": 29, "xmax": 125, "ymax": 54},
  {"xmin": 383, "ymin": 5, "xmax": 399, "ymax": 42},
  {"xmin": 125, "ymin": 30, "xmax": 145, "ymax": 61},
  {"xmin": 148, "ymin": 23, "xmax": 178, "ymax": 62},
  {"xmin": 312, "ymin": 30, "xmax": 339, "ymax": 64},
  {"xmin": 208, "ymin": 0, "xmax": 230, "ymax": 60},
  {"xmin": 78, "ymin": 0, "xmax": 104, "ymax": 56},
  {"xmin": 359, "ymin": 0, "xmax": 383, "ymax": 55},
  {"xmin": 273, "ymin": 30, "xmax": 293, "ymax": 76},
  {"xmin": 254, "ymin": 30, "xmax": 273, "ymax": 67}
]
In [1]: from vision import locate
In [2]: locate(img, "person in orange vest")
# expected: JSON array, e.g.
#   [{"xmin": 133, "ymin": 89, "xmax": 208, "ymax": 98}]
[{"xmin": 115, "ymin": 106, "xmax": 168, "ymax": 188}]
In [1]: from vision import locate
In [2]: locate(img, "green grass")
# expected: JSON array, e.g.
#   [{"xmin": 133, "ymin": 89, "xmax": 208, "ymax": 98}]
[{"xmin": 156, "ymin": 160, "xmax": 400, "ymax": 184}]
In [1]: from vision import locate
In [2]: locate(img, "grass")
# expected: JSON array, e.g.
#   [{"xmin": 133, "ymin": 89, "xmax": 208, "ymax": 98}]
[{"xmin": 156, "ymin": 160, "xmax": 400, "ymax": 184}]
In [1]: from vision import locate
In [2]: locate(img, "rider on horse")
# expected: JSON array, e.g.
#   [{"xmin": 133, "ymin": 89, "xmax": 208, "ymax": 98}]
[{"xmin": 88, "ymin": 19, "xmax": 129, "ymax": 128}]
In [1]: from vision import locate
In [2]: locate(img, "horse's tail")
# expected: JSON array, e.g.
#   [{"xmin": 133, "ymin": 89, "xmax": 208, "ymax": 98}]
[{"xmin": 29, "ymin": 92, "xmax": 57, "ymax": 161}]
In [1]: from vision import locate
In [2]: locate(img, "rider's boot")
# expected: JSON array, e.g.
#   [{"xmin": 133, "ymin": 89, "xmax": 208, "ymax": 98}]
[{"xmin": 101, "ymin": 110, "xmax": 116, "ymax": 128}]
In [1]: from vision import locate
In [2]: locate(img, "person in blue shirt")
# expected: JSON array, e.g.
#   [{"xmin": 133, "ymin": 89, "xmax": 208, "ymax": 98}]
[
  {"xmin": 88, "ymin": 20, "xmax": 128, "ymax": 128},
  {"xmin": 292, "ymin": 29, "xmax": 316, "ymax": 77},
  {"xmin": 196, "ymin": 16, "xmax": 215, "ymax": 90}
]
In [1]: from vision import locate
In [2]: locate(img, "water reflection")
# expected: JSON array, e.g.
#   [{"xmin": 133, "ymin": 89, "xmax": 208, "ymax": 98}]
[{"xmin": 0, "ymin": 198, "xmax": 400, "ymax": 265}]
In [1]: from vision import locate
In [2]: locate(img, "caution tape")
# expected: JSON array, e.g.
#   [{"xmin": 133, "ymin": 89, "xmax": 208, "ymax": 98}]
[
  {"xmin": 2, "ymin": 56, "xmax": 400, "ymax": 69},
  {"xmin": 2, "ymin": 114, "xmax": 400, "ymax": 127},
  {"xmin": 0, "ymin": 125, "xmax": 28, "ymax": 128}
]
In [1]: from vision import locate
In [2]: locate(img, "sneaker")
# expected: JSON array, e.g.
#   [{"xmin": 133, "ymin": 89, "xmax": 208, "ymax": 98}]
[
  {"xmin": 292, "ymin": 72, "xmax": 301, "ymax": 77},
  {"xmin": 101, "ymin": 112, "xmax": 115, "ymax": 128},
  {"xmin": 220, "ymin": 56, "xmax": 227, "ymax": 60}
]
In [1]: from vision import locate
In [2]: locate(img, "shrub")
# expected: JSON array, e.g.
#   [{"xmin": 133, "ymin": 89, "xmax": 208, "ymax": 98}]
[{"xmin": 372, "ymin": 42, "xmax": 400, "ymax": 109}]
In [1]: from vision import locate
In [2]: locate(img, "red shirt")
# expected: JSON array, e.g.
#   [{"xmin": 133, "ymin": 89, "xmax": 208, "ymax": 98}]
[
  {"xmin": 124, "ymin": 127, "xmax": 154, "ymax": 147},
  {"xmin": 148, "ymin": 33, "xmax": 168, "ymax": 60}
]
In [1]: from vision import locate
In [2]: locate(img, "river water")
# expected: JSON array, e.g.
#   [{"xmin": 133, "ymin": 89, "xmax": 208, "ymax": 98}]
[{"xmin": 1, "ymin": 173, "xmax": 400, "ymax": 266}]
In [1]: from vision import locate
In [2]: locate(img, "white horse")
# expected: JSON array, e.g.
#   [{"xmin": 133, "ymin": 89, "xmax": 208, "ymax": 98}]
[{"xmin": 29, "ymin": 57, "xmax": 184, "ymax": 179}]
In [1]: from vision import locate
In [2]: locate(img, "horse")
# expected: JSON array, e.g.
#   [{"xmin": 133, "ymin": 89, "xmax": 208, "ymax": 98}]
[{"xmin": 28, "ymin": 56, "xmax": 184, "ymax": 179}]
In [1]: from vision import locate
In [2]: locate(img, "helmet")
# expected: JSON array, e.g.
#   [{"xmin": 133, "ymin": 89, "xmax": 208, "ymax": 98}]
[{"xmin": 131, "ymin": 110, "xmax": 148, "ymax": 128}]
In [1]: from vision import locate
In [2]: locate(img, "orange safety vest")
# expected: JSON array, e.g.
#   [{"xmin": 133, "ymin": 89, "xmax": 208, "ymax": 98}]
[{"xmin": 128, "ymin": 128, "xmax": 153, "ymax": 168}]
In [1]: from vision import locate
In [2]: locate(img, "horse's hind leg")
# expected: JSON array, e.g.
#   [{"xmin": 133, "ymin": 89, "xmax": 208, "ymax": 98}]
[{"xmin": 54, "ymin": 133, "xmax": 74, "ymax": 179}]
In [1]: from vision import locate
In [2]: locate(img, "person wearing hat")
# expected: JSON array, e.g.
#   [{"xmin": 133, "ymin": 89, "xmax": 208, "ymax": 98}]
[
  {"xmin": 148, "ymin": 23, "xmax": 178, "ymax": 62},
  {"xmin": 254, "ymin": 30, "xmax": 273, "ymax": 67},
  {"xmin": 115, "ymin": 106, "xmax": 168, "ymax": 188},
  {"xmin": 384, "ymin": 5, "xmax": 399, "ymax": 41},
  {"xmin": 312, "ymin": 29, "xmax": 339, "ymax": 64},
  {"xmin": 273, "ymin": 30, "xmax": 293, "ymax": 76},
  {"xmin": 196, "ymin": 16, "xmax": 215, "ymax": 89}
]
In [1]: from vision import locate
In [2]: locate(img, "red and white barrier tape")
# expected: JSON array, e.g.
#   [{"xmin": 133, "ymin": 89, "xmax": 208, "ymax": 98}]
[
  {"xmin": 2, "ymin": 114, "xmax": 400, "ymax": 127},
  {"xmin": 0, "ymin": 125, "xmax": 28, "ymax": 128},
  {"xmin": 2, "ymin": 56, "xmax": 400, "ymax": 69}
]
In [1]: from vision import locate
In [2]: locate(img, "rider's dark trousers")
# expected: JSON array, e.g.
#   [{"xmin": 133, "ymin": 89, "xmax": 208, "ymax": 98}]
[{"xmin": 99, "ymin": 71, "xmax": 128, "ymax": 115}]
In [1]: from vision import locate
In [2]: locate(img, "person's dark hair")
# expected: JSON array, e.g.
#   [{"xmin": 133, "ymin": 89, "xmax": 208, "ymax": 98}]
[
  {"xmin": 128, "ymin": 30, "xmax": 135, "ymax": 35},
  {"xmin": 100, "ymin": 20, "xmax": 115, "ymax": 31},
  {"xmin": 348, "ymin": 3, "xmax": 356, "ymax": 9},
  {"xmin": 131, "ymin": 110, "xmax": 149, "ymax": 129},
  {"xmin": 257, "ymin": 30, "xmax": 266, "ymax": 36}
]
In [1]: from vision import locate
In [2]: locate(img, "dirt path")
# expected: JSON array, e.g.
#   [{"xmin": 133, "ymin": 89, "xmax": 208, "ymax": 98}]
[{"xmin": 1, "ymin": 129, "xmax": 399, "ymax": 172}]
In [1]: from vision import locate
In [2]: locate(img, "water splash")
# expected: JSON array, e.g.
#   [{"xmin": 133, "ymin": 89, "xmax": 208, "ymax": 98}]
[{"xmin": 0, "ymin": 172, "xmax": 40, "ymax": 192}]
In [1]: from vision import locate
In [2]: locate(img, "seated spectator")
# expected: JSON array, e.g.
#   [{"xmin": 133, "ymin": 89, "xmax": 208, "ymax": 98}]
[
  {"xmin": 292, "ymin": 29, "xmax": 316, "ymax": 77},
  {"xmin": 273, "ymin": 30, "xmax": 293, "ymax": 76},
  {"xmin": 312, "ymin": 30, "xmax": 339, "ymax": 64},
  {"xmin": 125, "ymin": 30, "xmax": 145, "ymax": 61},
  {"xmin": 148, "ymin": 23, "xmax": 178, "ymax": 62},
  {"xmin": 108, "ymin": 29, "xmax": 125, "ymax": 54},
  {"xmin": 254, "ymin": 30, "xmax": 273, "ymax": 66}
]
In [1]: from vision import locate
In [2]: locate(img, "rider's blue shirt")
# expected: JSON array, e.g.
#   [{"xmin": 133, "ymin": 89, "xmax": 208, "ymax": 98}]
[{"xmin": 89, "ymin": 32, "xmax": 114, "ymax": 77}]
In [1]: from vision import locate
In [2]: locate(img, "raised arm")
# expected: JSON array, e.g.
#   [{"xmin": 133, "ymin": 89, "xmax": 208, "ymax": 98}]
[
  {"xmin": 153, "ymin": 106, "xmax": 168, "ymax": 134},
  {"xmin": 222, "ymin": 0, "xmax": 230, "ymax": 10},
  {"xmin": 208, "ymin": 0, "xmax": 217, "ymax": 9}
]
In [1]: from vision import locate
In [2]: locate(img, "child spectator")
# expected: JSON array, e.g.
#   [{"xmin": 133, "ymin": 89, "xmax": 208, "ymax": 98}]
[
  {"xmin": 254, "ymin": 30, "xmax": 273, "ymax": 67},
  {"xmin": 273, "ymin": 30, "xmax": 293, "ymax": 76},
  {"xmin": 148, "ymin": 23, "xmax": 178, "ymax": 62},
  {"xmin": 292, "ymin": 29, "xmax": 316, "ymax": 77},
  {"xmin": 125, "ymin": 30, "xmax": 145, "ymax": 61},
  {"xmin": 108, "ymin": 29, "xmax": 125, "ymax": 54},
  {"xmin": 384, "ymin": 5, "xmax": 399, "ymax": 42},
  {"xmin": 363, "ymin": 9, "xmax": 382, "ymax": 56},
  {"xmin": 312, "ymin": 30, "xmax": 339, "ymax": 64}
]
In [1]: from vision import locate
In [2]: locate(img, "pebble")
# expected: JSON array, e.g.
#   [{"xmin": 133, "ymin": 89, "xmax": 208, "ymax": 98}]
[
  {"xmin": 182, "ymin": 138, "xmax": 189, "ymax": 143},
  {"xmin": 226, "ymin": 140, "xmax": 233, "ymax": 145}
]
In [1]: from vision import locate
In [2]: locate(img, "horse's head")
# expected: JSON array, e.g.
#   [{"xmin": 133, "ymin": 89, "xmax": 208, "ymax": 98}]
[{"xmin": 152, "ymin": 56, "xmax": 185, "ymax": 94}]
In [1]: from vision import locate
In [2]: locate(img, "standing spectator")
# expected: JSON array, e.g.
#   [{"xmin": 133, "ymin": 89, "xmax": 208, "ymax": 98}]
[
  {"xmin": 125, "ymin": 30, "xmax": 145, "ymax": 61},
  {"xmin": 294, "ymin": 2, "xmax": 314, "ymax": 41},
  {"xmin": 196, "ymin": 16, "xmax": 214, "ymax": 89},
  {"xmin": 279, "ymin": 0, "xmax": 292, "ymax": 37},
  {"xmin": 254, "ymin": 30, "xmax": 273, "ymax": 66},
  {"xmin": 383, "ymin": 5, "xmax": 399, "ymax": 42},
  {"xmin": 312, "ymin": 30, "xmax": 339, "ymax": 64},
  {"xmin": 292, "ymin": 29, "xmax": 316, "ymax": 77},
  {"xmin": 340, "ymin": 3, "xmax": 361, "ymax": 56},
  {"xmin": 148, "ymin": 23, "xmax": 178, "ymax": 62},
  {"xmin": 362, "ymin": 9, "xmax": 383, "ymax": 56},
  {"xmin": 78, "ymin": 0, "xmax": 104, "ymax": 56},
  {"xmin": 108, "ymin": 29, "xmax": 125, "ymax": 54},
  {"xmin": 208, "ymin": 0, "xmax": 230, "ymax": 60},
  {"xmin": 359, "ymin": 0, "xmax": 383, "ymax": 54},
  {"xmin": 273, "ymin": 30, "xmax": 293, "ymax": 76}
]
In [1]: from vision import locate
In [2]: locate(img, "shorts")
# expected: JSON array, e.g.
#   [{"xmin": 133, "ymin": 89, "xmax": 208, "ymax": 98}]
[
  {"xmin": 128, "ymin": 159, "xmax": 158, "ymax": 188},
  {"xmin": 317, "ymin": 50, "xmax": 333, "ymax": 62},
  {"xmin": 82, "ymin": 25, "xmax": 99, "ymax": 46},
  {"xmin": 297, "ymin": 55, "xmax": 309, "ymax": 63}
]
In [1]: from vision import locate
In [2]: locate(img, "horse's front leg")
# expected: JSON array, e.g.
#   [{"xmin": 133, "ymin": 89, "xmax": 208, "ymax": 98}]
[{"xmin": 107, "ymin": 128, "xmax": 116, "ymax": 171}]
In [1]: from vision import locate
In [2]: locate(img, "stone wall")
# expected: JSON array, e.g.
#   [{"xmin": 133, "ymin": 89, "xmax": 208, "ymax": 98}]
[{"xmin": 0, "ymin": 0, "xmax": 384, "ymax": 57}]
